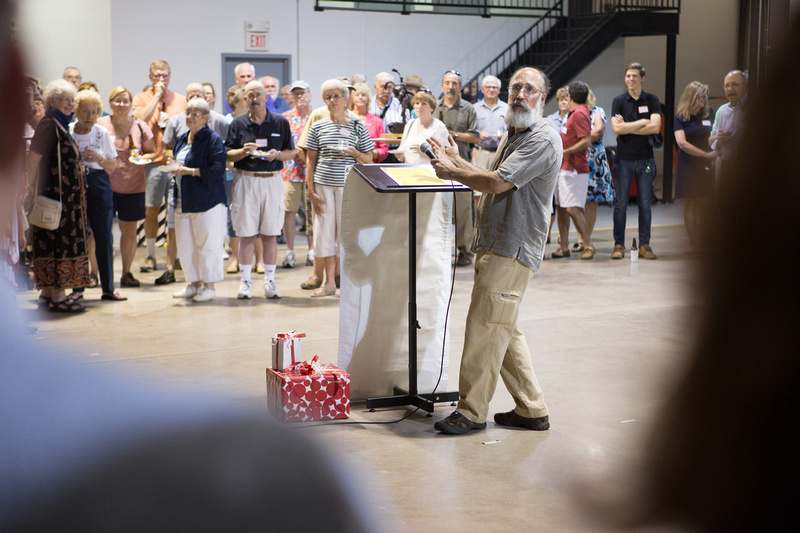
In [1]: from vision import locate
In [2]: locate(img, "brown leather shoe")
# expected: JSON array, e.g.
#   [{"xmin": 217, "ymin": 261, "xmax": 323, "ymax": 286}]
[
  {"xmin": 551, "ymin": 248, "xmax": 571, "ymax": 259},
  {"xmin": 580, "ymin": 246, "xmax": 596, "ymax": 259},
  {"xmin": 611, "ymin": 244, "xmax": 625, "ymax": 260},
  {"xmin": 638, "ymin": 244, "xmax": 657, "ymax": 260},
  {"xmin": 120, "ymin": 272, "xmax": 140, "ymax": 287}
]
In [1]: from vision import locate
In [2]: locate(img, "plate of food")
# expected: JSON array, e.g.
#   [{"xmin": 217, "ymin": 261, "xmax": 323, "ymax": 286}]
[
  {"xmin": 129, "ymin": 155, "xmax": 152, "ymax": 165},
  {"xmin": 252, "ymin": 150, "xmax": 272, "ymax": 160}
]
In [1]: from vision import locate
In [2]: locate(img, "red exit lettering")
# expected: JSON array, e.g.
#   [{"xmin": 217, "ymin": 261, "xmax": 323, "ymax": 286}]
[{"xmin": 250, "ymin": 34, "xmax": 266, "ymax": 48}]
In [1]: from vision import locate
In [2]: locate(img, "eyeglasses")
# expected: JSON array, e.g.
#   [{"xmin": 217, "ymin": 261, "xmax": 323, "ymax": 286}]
[
  {"xmin": 56, "ymin": 96, "xmax": 74, "ymax": 104},
  {"xmin": 323, "ymin": 94, "xmax": 345, "ymax": 102},
  {"xmin": 509, "ymin": 84, "xmax": 542, "ymax": 97},
  {"xmin": 701, "ymin": 94, "xmax": 709, "ymax": 99},
  {"xmin": 444, "ymin": 70, "xmax": 461, "ymax": 77},
  {"xmin": 187, "ymin": 111, "xmax": 205, "ymax": 118},
  {"xmin": 150, "ymin": 73, "xmax": 170, "ymax": 79}
]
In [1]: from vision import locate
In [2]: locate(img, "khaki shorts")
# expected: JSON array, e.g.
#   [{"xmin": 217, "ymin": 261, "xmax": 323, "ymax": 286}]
[
  {"xmin": 283, "ymin": 181, "xmax": 305, "ymax": 212},
  {"xmin": 231, "ymin": 172, "xmax": 285, "ymax": 237}
]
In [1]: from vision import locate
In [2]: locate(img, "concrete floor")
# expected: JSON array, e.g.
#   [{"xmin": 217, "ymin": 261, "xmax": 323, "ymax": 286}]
[{"xmin": 19, "ymin": 202, "xmax": 700, "ymax": 532}]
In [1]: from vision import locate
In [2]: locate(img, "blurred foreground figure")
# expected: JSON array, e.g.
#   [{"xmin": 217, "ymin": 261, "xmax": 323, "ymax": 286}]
[
  {"xmin": 604, "ymin": 15, "xmax": 800, "ymax": 533},
  {"xmin": 0, "ymin": 3, "xmax": 376, "ymax": 530}
]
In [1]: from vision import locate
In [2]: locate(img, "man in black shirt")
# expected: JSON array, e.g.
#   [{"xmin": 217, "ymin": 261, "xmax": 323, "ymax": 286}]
[
  {"xmin": 226, "ymin": 81, "xmax": 295, "ymax": 299},
  {"xmin": 610, "ymin": 62, "xmax": 661, "ymax": 260}
]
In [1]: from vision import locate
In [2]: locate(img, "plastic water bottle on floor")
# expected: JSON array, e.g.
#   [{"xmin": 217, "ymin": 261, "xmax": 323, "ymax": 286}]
[{"xmin": 631, "ymin": 238, "xmax": 639, "ymax": 263}]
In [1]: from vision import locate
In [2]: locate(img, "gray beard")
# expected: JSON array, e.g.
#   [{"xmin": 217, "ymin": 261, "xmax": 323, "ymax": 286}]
[{"xmin": 505, "ymin": 100, "xmax": 542, "ymax": 129}]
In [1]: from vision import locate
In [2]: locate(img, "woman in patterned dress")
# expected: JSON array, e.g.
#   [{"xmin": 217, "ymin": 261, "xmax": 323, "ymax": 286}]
[
  {"xmin": 575, "ymin": 88, "xmax": 615, "ymax": 252},
  {"xmin": 25, "ymin": 79, "xmax": 91, "ymax": 312}
]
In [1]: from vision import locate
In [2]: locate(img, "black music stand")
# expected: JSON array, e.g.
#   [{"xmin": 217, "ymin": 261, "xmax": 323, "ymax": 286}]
[{"xmin": 351, "ymin": 164, "xmax": 465, "ymax": 415}]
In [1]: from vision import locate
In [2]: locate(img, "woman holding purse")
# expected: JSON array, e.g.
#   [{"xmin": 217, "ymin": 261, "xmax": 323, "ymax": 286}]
[{"xmin": 25, "ymin": 79, "xmax": 91, "ymax": 312}]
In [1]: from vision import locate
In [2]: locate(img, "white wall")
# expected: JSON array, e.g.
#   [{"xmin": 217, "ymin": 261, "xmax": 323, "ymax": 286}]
[
  {"xmin": 105, "ymin": 0, "xmax": 531, "ymax": 111},
  {"xmin": 16, "ymin": 0, "xmax": 742, "ymax": 122},
  {"xmin": 16, "ymin": 0, "xmax": 113, "ymax": 100}
]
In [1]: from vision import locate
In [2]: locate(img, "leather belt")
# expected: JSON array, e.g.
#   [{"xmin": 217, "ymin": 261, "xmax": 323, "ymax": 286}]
[{"xmin": 239, "ymin": 170, "xmax": 279, "ymax": 178}]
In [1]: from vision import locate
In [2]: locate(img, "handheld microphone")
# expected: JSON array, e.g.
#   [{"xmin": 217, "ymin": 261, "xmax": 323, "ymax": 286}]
[{"xmin": 419, "ymin": 141, "xmax": 437, "ymax": 160}]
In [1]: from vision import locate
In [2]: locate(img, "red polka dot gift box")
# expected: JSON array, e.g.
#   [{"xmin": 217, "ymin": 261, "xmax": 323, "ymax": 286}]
[{"xmin": 266, "ymin": 355, "xmax": 351, "ymax": 422}]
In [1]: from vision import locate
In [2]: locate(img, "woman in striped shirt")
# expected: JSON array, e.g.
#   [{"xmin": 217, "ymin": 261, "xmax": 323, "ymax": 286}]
[{"xmin": 305, "ymin": 79, "xmax": 374, "ymax": 297}]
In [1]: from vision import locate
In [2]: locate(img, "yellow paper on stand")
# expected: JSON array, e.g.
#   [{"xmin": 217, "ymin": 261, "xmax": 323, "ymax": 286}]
[{"xmin": 382, "ymin": 166, "xmax": 455, "ymax": 187}]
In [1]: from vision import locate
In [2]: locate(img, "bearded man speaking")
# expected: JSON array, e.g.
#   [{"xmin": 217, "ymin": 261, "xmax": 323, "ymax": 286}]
[{"xmin": 429, "ymin": 67, "xmax": 562, "ymax": 436}]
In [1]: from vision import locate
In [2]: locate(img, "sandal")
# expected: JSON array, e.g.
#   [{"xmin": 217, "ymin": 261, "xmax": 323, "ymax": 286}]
[
  {"xmin": 101, "ymin": 291, "xmax": 127, "ymax": 301},
  {"xmin": 87, "ymin": 274, "xmax": 99, "ymax": 288},
  {"xmin": 49, "ymin": 298, "xmax": 85, "ymax": 313},
  {"xmin": 551, "ymin": 248, "xmax": 571, "ymax": 259},
  {"xmin": 300, "ymin": 276, "xmax": 322, "ymax": 290},
  {"xmin": 572, "ymin": 242, "xmax": 584, "ymax": 252},
  {"xmin": 226, "ymin": 263, "xmax": 240, "ymax": 274},
  {"xmin": 68, "ymin": 291, "xmax": 84, "ymax": 302},
  {"xmin": 310, "ymin": 287, "xmax": 336, "ymax": 298}
]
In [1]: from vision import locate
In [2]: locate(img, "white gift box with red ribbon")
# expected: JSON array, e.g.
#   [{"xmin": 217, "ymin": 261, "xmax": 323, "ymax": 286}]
[{"xmin": 271, "ymin": 330, "xmax": 306, "ymax": 370}]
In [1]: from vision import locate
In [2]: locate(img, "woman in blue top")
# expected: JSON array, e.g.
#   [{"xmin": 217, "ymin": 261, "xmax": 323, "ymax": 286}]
[
  {"xmin": 169, "ymin": 98, "xmax": 228, "ymax": 302},
  {"xmin": 674, "ymin": 81, "xmax": 716, "ymax": 252}
]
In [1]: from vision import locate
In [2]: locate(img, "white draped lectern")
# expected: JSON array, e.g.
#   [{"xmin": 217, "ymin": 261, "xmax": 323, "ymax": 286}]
[{"xmin": 338, "ymin": 164, "xmax": 467, "ymax": 414}]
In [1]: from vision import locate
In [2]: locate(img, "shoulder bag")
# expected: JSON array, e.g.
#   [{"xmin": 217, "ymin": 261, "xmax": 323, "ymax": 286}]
[{"xmin": 29, "ymin": 123, "xmax": 63, "ymax": 231}]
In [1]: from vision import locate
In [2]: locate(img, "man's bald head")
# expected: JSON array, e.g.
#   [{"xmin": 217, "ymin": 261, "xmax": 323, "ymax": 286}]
[{"xmin": 185, "ymin": 82, "xmax": 204, "ymax": 101}]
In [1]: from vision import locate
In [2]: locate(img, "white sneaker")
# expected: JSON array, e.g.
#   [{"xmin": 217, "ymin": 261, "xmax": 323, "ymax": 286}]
[
  {"xmin": 192, "ymin": 286, "xmax": 216, "ymax": 303},
  {"xmin": 282, "ymin": 250, "xmax": 296, "ymax": 268},
  {"xmin": 264, "ymin": 279, "xmax": 281, "ymax": 299},
  {"xmin": 237, "ymin": 279, "xmax": 253, "ymax": 299},
  {"xmin": 173, "ymin": 284, "xmax": 197, "ymax": 299},
  {"xmin": 306, "ymin": 248, "xmax": 315, "ymax": 266}
]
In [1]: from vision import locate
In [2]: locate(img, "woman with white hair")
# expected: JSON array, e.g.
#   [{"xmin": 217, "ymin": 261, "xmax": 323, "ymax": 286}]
[
  {"xmin": 25, "ymin": 79, "xmax": 91, "ymax": 312},
  {"xmin": 70, "ymin": 89, "xmax": 123, "ymax": 301},
  {"xmin": 169, "ymin": 98, "xmax": 228, "ymax": 303},
  {"xmin": 305, "ymin": 79, "xmax": 374, "ymax": 297}
]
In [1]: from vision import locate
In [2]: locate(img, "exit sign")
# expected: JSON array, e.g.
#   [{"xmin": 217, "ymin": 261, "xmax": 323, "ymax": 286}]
[{"xmin": 245, "ymin": 20, "xmax": 269, "ymax": 51}]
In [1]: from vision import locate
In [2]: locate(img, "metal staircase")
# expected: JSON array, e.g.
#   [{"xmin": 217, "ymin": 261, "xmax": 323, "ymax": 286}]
[{"xmin": 466, "ymin": 1, "xmax": 681, "ymax": 102}]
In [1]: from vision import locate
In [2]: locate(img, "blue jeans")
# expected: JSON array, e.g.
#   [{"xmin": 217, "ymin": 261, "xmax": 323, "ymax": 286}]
[{"xmin": 613, "ymin": 158, "xmax": 655, "ymax": 246}]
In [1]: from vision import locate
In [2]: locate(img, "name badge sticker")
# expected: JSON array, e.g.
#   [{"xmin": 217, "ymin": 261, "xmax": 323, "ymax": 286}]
[
  {"xmin": 271, "ymin": 133, "xmax": 281, "ymax": 136},
  {"xmin": 702, "ymin": 120, "xmax": 712, "ymax": 126},
  {"xmin": 255, "ymin": 138, "xmax": 268, "ymax": 147},
  {"xmin": 339, "ymin": 127, "xmax": 352, "ymax": 137},
  {"xmin": 638, "ymin": 105, "xmax": 649, "ymax": 114},
  {"xmin": 561, "ymin": 126, "xmax": 568, "ymax": 135}
]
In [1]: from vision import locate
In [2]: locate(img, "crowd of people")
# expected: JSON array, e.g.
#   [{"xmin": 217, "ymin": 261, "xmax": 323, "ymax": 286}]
[{"xmin": 16, "ymin": 58, "xmax": 746, "ymax": 312}]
